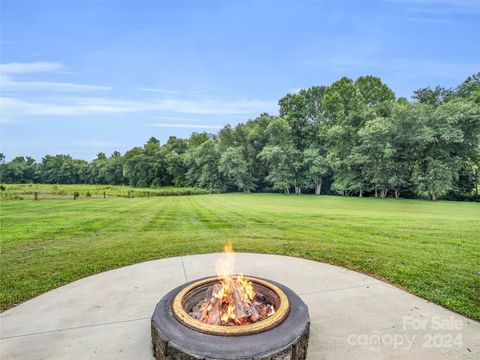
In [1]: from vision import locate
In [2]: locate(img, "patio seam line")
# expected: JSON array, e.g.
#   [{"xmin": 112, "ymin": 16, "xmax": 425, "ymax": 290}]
[
  {"xmin": 0, "ymin": 316, "xmax": 150, "ymax": 340},
  {"xmin": 297, "ymin": 282, "xmax": 383, "ymax": 296},
  {"xmin": 180, "ymin": 256, "xmax": 188, "ymax": 282}
]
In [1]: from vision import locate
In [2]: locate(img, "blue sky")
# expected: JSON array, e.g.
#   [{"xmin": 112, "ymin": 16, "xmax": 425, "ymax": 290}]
[{"xmin": 1, "ymin": 0, "xmax": 479, "ymax": 160}]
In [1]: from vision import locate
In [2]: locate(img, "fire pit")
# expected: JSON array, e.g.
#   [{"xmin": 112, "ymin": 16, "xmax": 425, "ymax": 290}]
[{"xmin": 151, "ymin": 243, "xmax": 310, "ymax": 359}]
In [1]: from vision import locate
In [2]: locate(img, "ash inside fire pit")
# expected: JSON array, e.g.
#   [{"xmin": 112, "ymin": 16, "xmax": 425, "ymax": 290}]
[{"xmin": 188, "ymin": 275, "xmax": 276, "ymax": 326}]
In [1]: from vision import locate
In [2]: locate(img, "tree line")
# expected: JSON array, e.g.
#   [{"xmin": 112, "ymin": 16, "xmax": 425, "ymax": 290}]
[{"xmin": 1, "ymin": 74, "xmax": 479, "ymax": 200}]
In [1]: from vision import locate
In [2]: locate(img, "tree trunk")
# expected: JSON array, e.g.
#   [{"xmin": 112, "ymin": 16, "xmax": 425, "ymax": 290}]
[
  {"xmin": 315, "ymin": 178, "xmax": 322, "ymax": 195},
  {"xmin": 475, "ymin": 168, "xmax": 479, "ymax": 198},
  {"xmin": 359, "ymin": 189, "xmax": 363, "ymax": 197},
  {"xmin": 431, "ymin": 192, "xmax": 437, "ymax": 201},
  {"xmin": 395, "ymin": 188, "xmax": 400, "ymax": 199},
  {"xmin": 374, "ymin": 189, "xmax": 378, "ymax": 198}
]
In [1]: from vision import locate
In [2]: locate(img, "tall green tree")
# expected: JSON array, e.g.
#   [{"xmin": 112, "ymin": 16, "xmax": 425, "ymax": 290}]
[
  {"xmin": 219, "ymin": 147, "xmax": 255, "ymax": 192},
  {"xmin": 353, "ymin": 117, "xmax": 394, "ymax": 197},
  {"xmin": 324, "ymin": 76, "xmax": 395, "ymax": 196},
  {"xmin": 455, "ymin": 72, "xmax": 480, "ymax": 101},
  {"xmin": 302, "ymin": 147, "xmax": 329, "ymax": 195},
  {"xmin": 192, "ymin": 139, "xmax": 224, "ymax": 190},
  {"xmin": 0, "ymin": 156, "xmax": 37, "ymax": 183},
  {"xmin": 103, "ymin": 151, "xmax": 125, "ymax": 185},
  {"xmin": 387, "ymin": 103, "xmax": 426, "ymax": 198},
  {"xmin": 412, "ymin": 100, "xmax": 480, "ymax": 200},
  {"xmin": 259, "ymin": 118, "xmax": 299, "ymax": 194},
  {"xmin": 122, "ymin": 137, "xmax": 168, "ymax": 187},
  {"xmin": 412, "ymin": 85, "xmax": 453, "ymax": 107}
]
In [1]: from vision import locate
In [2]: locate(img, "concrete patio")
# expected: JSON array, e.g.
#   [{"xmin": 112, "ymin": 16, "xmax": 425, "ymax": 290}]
[{"xmin": 1, "ymin": 253, "xmax": 479, "ymax": 359}]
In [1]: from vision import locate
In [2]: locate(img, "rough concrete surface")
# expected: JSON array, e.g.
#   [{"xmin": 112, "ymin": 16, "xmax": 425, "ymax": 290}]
[{"xmin": 1, "ymin": 253, "xmax": 479, "ymax": 359}]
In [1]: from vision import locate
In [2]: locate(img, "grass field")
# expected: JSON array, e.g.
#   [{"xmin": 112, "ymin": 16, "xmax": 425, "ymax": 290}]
[
  {"xmin": 1, "ymin": 193, "xmax": 479, "ymax": 320},
  {"xmin": 0, "ymin": 184, "xmax": 209, "ymax": 200}
]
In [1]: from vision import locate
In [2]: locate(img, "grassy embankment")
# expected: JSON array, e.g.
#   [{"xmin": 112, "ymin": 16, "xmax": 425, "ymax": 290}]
[{"xmin": 1, "ymin": 192, "xmax": 479, "ymax": 320}]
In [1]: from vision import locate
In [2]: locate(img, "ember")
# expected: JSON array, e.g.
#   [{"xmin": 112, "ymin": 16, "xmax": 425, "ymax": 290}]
[{"xmin": 189, "ymin": 275, "xmax": 276, "ymax": 325}]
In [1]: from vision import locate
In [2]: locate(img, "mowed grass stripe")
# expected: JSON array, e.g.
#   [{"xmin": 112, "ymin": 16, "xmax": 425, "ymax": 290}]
[
  {"xmin": 1, "ymin": 199, "xmax": 153, "ymax": 246},
  {"xmin": 0, "ymin": 194, "xmax": 479, "ymax": 320}
]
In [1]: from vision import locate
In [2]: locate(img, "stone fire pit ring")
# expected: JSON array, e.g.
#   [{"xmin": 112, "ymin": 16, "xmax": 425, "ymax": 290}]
[{"xmin": 151, "ymin": 276, "xmax": 310, "ymax": 360}]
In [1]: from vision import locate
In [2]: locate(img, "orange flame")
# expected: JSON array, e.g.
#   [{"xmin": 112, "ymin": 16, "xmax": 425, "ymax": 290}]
[
  {"xmin": 192, "ymin": 241, "xmax": 275, "ymax": 326},
  {"xmin": 215, "ymin": 241, "xmax": 256, "ymax": 324},
  {"xmin": 215, "ymin": 240, "xmax": 235, "ymax": 279}
]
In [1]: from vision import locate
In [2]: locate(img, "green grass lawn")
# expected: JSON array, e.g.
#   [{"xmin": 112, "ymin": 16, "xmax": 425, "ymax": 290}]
[{"xmin": 1, "ymin": 194, "xmax": 479, "ymax": 320}]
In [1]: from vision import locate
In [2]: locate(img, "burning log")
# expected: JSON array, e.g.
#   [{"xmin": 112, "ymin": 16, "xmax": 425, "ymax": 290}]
[
  {"xmin": 232, "ymin": 280, "xmax": 249, "ymax": 321},
  {"xmin": 189, "ymin": 242, "xmax": 278, "ymax": 326},
  {"xmin": 189, "ymin": 276, "xmax": 275, "ymax": 326}
]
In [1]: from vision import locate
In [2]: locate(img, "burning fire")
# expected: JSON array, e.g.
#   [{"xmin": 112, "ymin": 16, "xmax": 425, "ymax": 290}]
[{"xmin": 190, "ymin": 241, "xmax": 275, "ymax": 326}]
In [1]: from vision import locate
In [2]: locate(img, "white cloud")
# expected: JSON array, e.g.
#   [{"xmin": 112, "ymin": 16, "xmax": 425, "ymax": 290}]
[
  {"xmin": 0, "ymin": 97, "xmax": 136, "ymax": 116},
  {"xmin": 0, "ymin": 61, "xmax": 63, "ymax": 74},
  {"xmin": 148, "ymin": 123, "xmax": 223, "ymax": 129},
  {"xmin": 0, "ymin": 61, "xmax": 277, "ymax": 120},
  {"xmin": 0, "ymin": 61, "xmax": 110, "ymax": 92},
  {"xmin": 1, "ymin": 78, "xmax": 111, "ymax": 92},
  {"xmin": 0, "ymin": 96, "xmax": 277, "ymax": 118}
]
